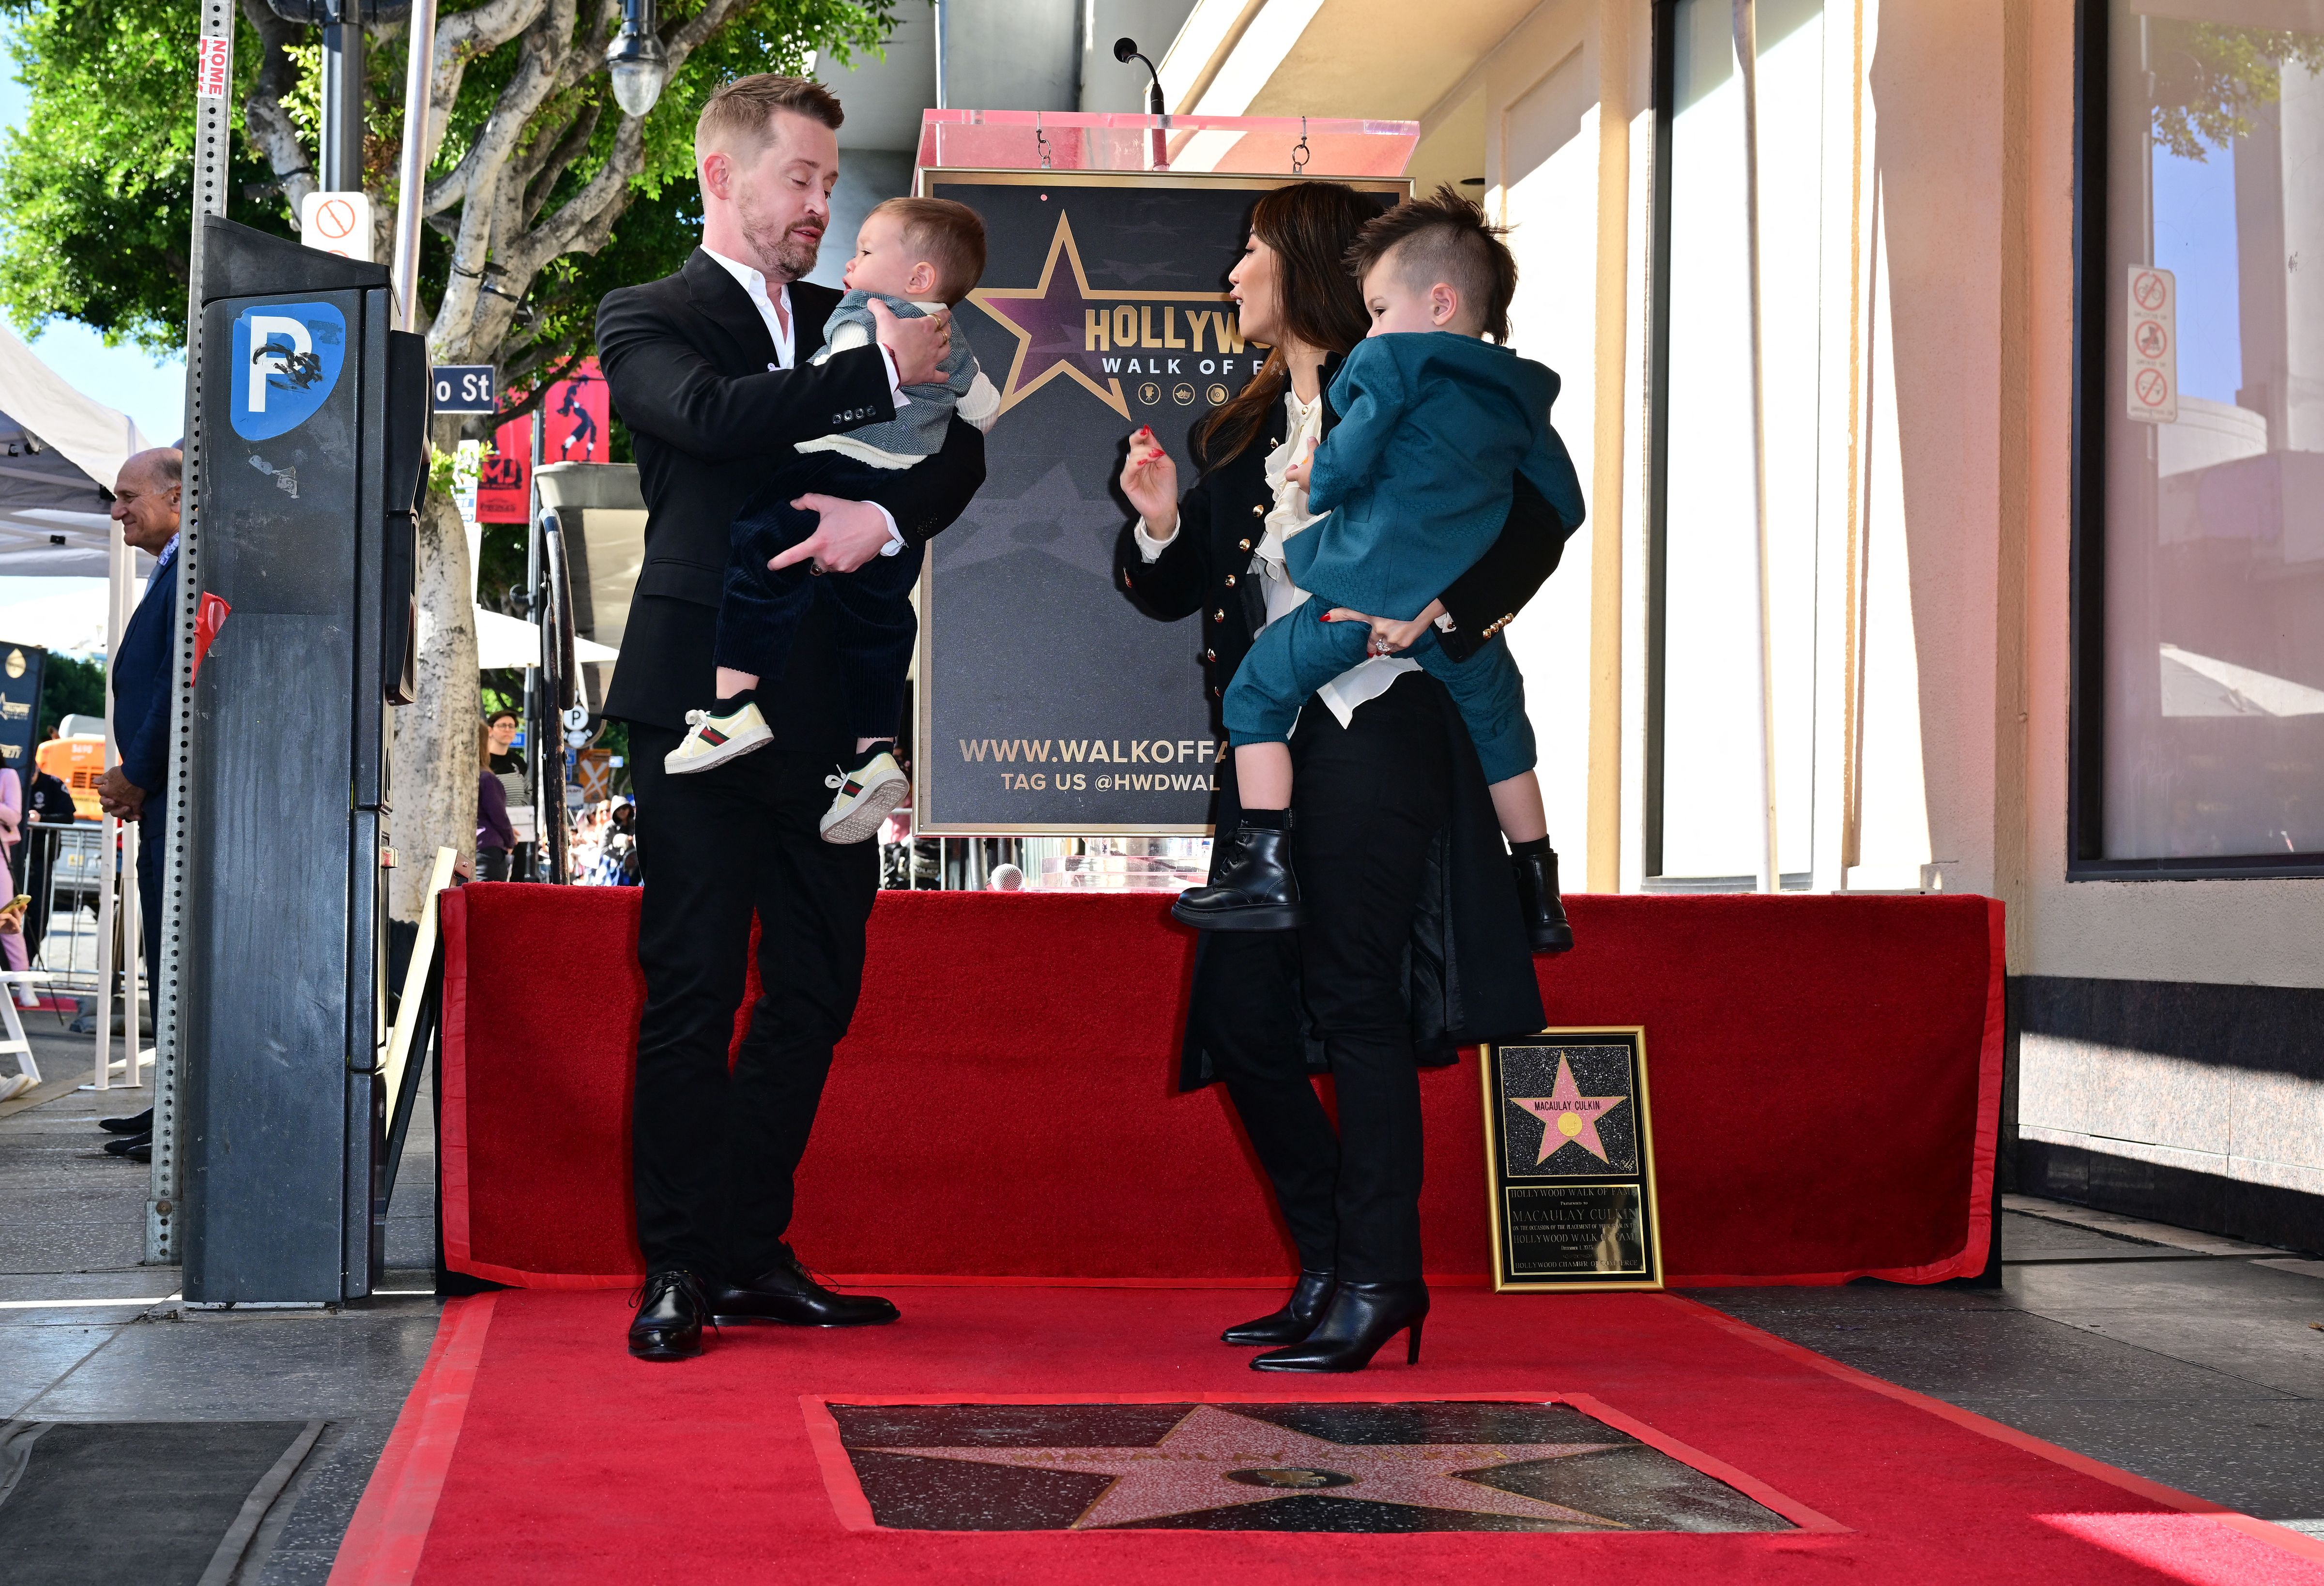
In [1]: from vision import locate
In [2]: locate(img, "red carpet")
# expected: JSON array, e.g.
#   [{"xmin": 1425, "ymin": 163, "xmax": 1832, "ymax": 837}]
[
  {"xmin": 330, "ymin": 1286, "xmax": 2324, "ymax": 1584},
  {"xmin": 440, "ymin": 886, "xmax": 2003, "ymax": 1287}
]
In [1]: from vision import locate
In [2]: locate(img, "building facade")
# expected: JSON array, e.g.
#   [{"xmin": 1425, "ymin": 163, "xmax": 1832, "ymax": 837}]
[{"xmin": 1155, "ymin": 0, "xmax": 2324, "ymax": 1250}]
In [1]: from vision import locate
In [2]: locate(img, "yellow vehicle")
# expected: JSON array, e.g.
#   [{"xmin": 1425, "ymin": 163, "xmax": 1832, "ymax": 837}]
[{"xmin": 35, "ymin": 735, "xmax": 107, "ymax": 820}]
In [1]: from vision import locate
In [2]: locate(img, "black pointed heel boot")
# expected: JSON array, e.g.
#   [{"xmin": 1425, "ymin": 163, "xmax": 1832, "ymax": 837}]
[
  {"xmin": 1512, "ymin": 847, "xmax": 1574, "ymax": 954},
  {"xmin": 1250, "ymin": 1280, "xmax": 1429, "ymax": 1373},
  {"xmin": 1222, "ymin": 1270, "xmax": 1337, "ymax": 1346},
  {"xmin": 1171, "ymin": 822, "xmax": 1303, "ymax": 932}
]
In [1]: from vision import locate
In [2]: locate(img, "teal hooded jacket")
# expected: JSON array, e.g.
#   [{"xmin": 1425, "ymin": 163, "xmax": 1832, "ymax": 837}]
[{"xmin": 1289, "ymin": 331, "xmax": 1586, "ymax": 620}]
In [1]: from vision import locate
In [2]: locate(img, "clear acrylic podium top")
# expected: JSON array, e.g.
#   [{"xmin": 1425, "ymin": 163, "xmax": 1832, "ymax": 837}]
[{"xmin": 914, "ymin": 110, "xmax": 1418, "ymax": 183}]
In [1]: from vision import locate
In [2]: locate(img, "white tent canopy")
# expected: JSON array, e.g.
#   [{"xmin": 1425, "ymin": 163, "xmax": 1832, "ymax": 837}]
[{"xmin": 0, "ymin": 320, "xmax": 153, "ymax": 577}]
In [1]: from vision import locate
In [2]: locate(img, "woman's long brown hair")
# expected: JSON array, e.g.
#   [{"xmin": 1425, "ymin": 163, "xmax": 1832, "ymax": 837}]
[{"xmin": 1191, "ymin": 182, "xmax": 1378, "ymax": 473}]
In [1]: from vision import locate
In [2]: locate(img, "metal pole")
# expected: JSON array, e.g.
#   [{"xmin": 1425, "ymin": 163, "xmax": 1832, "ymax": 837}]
[
  {"xmin": 1732, "ymin": 0, "xmax": 1780, "ymax": 895},
  {"xmin": 390, "ymin": 0, "xmax": 441, "ymax": 331},
  {"xmin": 320, "ymin": 7, "xmax": 367, "ymax": 194},
  {"xmin": 93, "ymin": 527, "xmax": 133, "ymax": 1090},
  {"xmin": 932, "ymin": 0, "xmax": 948, "ymax": 109},
  {"xmin": 151, "ymin": 0, "xmax": 237, "ymax": 1263},
  {"xmin": 522, "ymin": 409, "xmax": 543, "ymax": 877}
]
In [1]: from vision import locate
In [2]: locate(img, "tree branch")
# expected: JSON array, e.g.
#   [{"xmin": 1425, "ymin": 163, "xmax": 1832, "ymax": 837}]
[
  {"xmin": 239, "ymin": 0, "xmax": 317, "ymax": 214},
  {"xmin": 522, "ymin": 103, "xmax": 602, "ymax": 226}
]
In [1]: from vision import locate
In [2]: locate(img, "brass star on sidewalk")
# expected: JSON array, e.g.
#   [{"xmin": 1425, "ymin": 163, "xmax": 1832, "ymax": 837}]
[{"xmin": 879, "ymin": 1403, "xmax": 1623, "ymax": 1529}]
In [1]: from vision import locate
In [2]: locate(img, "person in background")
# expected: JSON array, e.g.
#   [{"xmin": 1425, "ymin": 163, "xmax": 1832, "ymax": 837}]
[
  {"xmin": 478, "ymin": 722, "xmax": 518, "ymax": 881},
  {"xmin": 23, "ymin": 744, "xmax": 76, "ymax": 966},
  {"xmin": 487, "ymin": 710, "xmax": 531, "ymax": 879},
  {"xmin": 608, "ymin": 800, "xmax": 641, "ymax": 885},
  {"xmin": 92, "ymin": 446, "xmax": 185, "ymax": 1160},
  {"xmin": 0, "ymin": 766, "xmax": 24, "ymax": 982}
]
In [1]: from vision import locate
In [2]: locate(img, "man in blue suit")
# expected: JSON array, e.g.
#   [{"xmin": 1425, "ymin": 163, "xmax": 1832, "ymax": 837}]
[{"xmin": 91, "ymin": 447, "xmax": 181, "ymax": 1157}]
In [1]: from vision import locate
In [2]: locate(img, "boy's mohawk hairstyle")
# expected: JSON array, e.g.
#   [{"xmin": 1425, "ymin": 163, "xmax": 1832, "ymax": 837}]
[{"xmin": 1346, "ymin": 183, "xmax": 1518, "ymax": 343}]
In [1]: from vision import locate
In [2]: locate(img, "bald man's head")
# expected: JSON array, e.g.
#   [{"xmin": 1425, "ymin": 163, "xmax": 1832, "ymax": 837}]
[{"xmin": 111, "ymin": 447, "xmax": 183, "ymax": 553}]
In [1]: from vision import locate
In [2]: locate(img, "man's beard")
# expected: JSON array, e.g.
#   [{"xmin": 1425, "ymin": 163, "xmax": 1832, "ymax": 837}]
[{"xmin": 738, "ymin": 193, "xmax": 821, "ymax": 279}]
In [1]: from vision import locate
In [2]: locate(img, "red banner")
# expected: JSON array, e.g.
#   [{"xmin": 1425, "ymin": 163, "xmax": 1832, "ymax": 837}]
[{"xmin": 476, "ymin": 359, "xmax": 609, "ymax": 523}]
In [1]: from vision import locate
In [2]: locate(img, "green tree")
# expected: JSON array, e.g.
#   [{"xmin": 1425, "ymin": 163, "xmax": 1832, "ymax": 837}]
[
  {"xmin": 0, "ymin": 0, "xmax": 899, "ymax": 906},
  {"xmin": 2146, "ymin": 20, "xmax": 2324, "ymax": 161},
  {"xmin": 35, "ymin": 652, "xmax": 105, "ymax": 739}
]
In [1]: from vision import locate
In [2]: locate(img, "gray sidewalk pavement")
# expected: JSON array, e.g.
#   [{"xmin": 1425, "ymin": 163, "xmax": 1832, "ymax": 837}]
[{"xmin": 1, "ymin": 1012, "xmax": 2319, "ymax": 1574}]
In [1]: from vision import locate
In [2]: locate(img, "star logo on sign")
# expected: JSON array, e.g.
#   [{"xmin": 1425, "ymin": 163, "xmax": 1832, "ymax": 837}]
[
  {"xmin": 967, "ymin": 213, "xmax": 1233, "ymax": 422},
  {"xmin": 878, "ymin": 1404, "xmax": 1623, "ymax": 1529},
  {"xmin": 1512, "ymin": 1055, "xmax": 1627, "ymax": 1164}
]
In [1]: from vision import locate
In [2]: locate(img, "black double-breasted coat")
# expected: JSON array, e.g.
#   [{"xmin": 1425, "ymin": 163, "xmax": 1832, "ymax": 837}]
[{"xmin": 1113, "ymin": 374, "xmax": 1575, "ymax": 1082}]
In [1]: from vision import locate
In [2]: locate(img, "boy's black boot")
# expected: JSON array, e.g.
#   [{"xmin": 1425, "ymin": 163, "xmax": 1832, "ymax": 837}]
[
  {"xmin": 1511, "ymin": 842, "xmax": 1574, "ymax": 954},
  {"xmin": 1171, "ymin": 816, "xmax": 1303, "ymax": 932}
]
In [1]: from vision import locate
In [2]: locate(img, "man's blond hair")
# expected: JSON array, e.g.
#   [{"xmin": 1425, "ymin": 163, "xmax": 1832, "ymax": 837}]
[{"xmin": 694, "ymin": 75, "xmax": 843, "ymax": 165}]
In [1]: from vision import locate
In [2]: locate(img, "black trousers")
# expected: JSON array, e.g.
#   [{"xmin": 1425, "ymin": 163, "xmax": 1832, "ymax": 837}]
[
  {"xmin": 628, "ymin": 722, "xmax": 878, "ymax": 1282},
  {"xmin": 1195, "ymin": 672, "xmax": 1453, "ymax": 1283},
  {"xmin": 716, "ymin": 452, "xmax": 925, "ymax": 743}
]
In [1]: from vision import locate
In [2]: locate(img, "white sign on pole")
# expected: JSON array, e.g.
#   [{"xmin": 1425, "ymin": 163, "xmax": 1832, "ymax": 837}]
[
  {"xmin": 2126, "ymin": 264, "xmax": 2178, "ymax": 425},
  {"xmin": 453, "ymin": 438, "xmax": 483, "ymax": 529},
  {"xmin": 299, "ymin": 190, "xmax": 376, "ymax": 263}
]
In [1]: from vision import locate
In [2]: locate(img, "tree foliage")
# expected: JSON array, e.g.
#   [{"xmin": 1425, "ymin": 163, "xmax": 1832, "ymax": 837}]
[
  {"xmin": 0, "ymin": 0, "xmax": 898, "ymax": 387},
  {"xmin": 2147, "ymin": 19, "xmax": 2324, "ymax": 161}
]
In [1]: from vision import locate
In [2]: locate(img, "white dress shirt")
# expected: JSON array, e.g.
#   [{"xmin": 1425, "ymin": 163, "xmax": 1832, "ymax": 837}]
[
  {"xmin": 701, "ymin": 246, "xmax": 909, "ymax": 554},
  {"xmin": 1135, "ymin": 388, "xmax": 1416, "ymax": 726}
]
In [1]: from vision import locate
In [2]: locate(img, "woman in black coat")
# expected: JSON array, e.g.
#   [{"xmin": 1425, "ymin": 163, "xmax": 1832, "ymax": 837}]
[{"xmin": 1114, "ymin": 182, "xmax": 1577, "ymax": 1372}]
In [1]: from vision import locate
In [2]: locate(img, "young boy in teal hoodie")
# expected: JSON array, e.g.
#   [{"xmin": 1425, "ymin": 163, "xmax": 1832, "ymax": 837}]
[{"xmin": 1174, "ymin": 187, "xmax": 1586, "ymax": 942}]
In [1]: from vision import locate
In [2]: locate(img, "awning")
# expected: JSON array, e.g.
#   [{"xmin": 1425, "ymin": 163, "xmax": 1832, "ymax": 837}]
[{"xmin": 0, "ymin": 320, "xmax": 153, "ymax": 576}]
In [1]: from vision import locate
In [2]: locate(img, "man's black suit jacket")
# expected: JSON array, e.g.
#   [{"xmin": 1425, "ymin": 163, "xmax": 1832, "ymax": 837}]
[{"xmin": 596, "ymin": 249, "xmax": 986, "ymax": 740}]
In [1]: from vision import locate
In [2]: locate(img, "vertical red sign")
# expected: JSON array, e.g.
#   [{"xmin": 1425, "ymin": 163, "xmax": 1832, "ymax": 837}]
[{"xmin": 475, "ymin": 359, "xmax": 608, "ymax": 523}]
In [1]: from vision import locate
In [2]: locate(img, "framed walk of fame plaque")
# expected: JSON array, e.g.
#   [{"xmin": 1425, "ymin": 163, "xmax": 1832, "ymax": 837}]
[{"xmin": 1480, "ymin": 1028, "xmax": 1663, "ymax": 1293}]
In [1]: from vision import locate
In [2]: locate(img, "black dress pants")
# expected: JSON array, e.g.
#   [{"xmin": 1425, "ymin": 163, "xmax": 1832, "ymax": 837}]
[
  {"xmin": 716, "ymin": 452, "xmax": 925, "ymax": 742},
  {"xmin": 628, "ymin": 723, "xmax": 878, "ymax": 1282},
  {"xmin": 1197, "ymin": 672, "xmax": 1453, "ymax": 1283}
]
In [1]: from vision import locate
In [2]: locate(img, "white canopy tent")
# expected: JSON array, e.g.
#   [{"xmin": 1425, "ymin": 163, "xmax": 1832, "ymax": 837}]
[
  {"xmin": 0, "ymin": 320, "xmax": 161, "ymax": 1094},
  {"xmin": 0, "ymin": 320, "xmax": 154, "ymax": 576}
]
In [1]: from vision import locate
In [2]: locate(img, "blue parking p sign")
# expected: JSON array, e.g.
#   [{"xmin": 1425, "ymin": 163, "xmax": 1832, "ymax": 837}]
[{"xmin": 432, "ymin": 365, "xmax": 496, "ymax": 413}]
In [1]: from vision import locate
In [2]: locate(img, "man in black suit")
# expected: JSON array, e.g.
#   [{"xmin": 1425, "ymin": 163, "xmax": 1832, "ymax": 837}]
[
  {"xmin": 91, "ymin": 447, "xmax": 184, "ymax": 1156},
  {"xmin": 596, "ymin": 75, "xmax": 984, "ymax": 1361}
]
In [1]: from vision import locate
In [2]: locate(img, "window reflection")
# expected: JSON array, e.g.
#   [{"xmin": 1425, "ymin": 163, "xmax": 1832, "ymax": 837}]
[{"xmin": 2105, "ymin": 4, "xmax": 2324, "ymax": 859}]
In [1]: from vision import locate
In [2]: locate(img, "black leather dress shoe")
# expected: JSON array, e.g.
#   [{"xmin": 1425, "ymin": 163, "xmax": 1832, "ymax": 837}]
[
  {"xmin": 1251, "ymin": 1280, "xmax": 1429, "ymax": 1373},
  {"xmin": 1171, "ymin": 823, "xmax": 1302, "ymax": 932},
  {"xmin": 1512, "ymin": 848, "xmax": 1574, "ymax": 954},
  {"xmin": 103, "ymin": 1131, "xmax": 151, "ymax": 1157},
  {"xmin": 100, "ymin": 1108, "xmax": 153, "ymax": 1134},
  {"xmin": 711, "ymin": 1253, "xmax": 899, "ymax": 1328},
  {"xmin": 628, "ymin": 1270, "xmax": 709, "ymax": 1362},
  {"xmin": 1223, "ymin": 1270, "xmax": 1336, "ymax": 1346}
]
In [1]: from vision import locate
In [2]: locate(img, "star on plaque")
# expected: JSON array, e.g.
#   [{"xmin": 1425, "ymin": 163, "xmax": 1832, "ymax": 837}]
[
  {"xmin": 878, "ymin": 1405, "xmax": 1621, "ymax": 1529},
  {"xmin": 1512, "ymin": 1054, "xmax": 1628, "ymax": 1164},
  {"xmin": 967, "ymin": 213, "xmax": 1232, "ymax": 421}
]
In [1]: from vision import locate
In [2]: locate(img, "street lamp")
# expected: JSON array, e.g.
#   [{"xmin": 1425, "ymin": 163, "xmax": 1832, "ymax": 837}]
[{"xmin": 606, "ymin": 0, "xmax": 669, "ymax": 119}]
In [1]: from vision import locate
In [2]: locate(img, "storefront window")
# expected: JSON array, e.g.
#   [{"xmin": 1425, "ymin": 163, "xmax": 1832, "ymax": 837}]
[
  {"xmin": 2095, "ymin": 3, "xmax": 2324, "ymax": 863},
  {"xmin": 1652, "ymin": 0, "xmax": 1826, "ymax": 883}
]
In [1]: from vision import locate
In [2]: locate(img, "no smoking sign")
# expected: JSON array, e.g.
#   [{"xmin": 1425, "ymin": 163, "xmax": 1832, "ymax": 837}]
[
  {"xmin": 300, "ymin": 190, "xmax": 376, "ymax": 264},
  {"xmin": 2125, "ymin": 264, "xmax": 2177, "ymax": 425}
]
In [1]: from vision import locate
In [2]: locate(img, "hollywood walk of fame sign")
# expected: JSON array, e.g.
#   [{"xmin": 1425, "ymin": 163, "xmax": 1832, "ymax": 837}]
[
  {"xmin": 912, "ymin": 169, "xmax": 1405, "ymax": 834},
  {"xmin": 1480, "ymin": 1028, "xmax": 1665, "ymax": 1292},
  {"xmin": 812, "ymin": 1397, "xmax": 1800, "ymax": 1533}
]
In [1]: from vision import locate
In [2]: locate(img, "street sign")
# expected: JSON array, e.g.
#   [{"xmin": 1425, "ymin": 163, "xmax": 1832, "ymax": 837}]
[
  {"xmin": 433, "ymin": 365, "xmax": 497, "ymax": 412},
  {"xmin": 299, "ymin": 190, "xmax": 374, "ymax": 263},
  {"xmin": 2126, "ymin": 264, "xmax": 2178, "ymax": 425}
]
